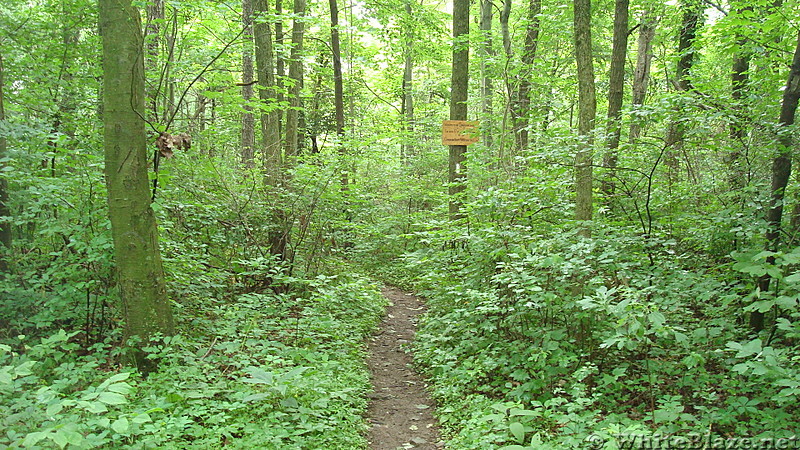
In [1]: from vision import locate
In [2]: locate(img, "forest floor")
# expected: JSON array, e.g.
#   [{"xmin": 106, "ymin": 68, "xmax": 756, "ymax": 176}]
[{"xmin": 366, "ymin": 286, "xmax": 444, "ymax": 450}]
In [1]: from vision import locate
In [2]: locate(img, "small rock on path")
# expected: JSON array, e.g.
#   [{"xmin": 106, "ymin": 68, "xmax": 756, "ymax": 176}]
[{"xmin": 366, "ymin": 286, "xmax": 444, "ymax": 450}]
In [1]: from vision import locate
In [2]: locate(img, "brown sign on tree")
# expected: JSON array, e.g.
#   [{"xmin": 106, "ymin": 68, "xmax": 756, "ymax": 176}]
[{"xmin": 442, "ymin": 120, "xmax": 479, "ymax": 145}]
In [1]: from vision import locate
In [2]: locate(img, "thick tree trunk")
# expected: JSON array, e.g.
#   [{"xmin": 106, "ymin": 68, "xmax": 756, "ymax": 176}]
[
  {"xmin": 629, "ymin": 11, "xmax": 656, "ymax": 140},
  {"xmin": 99, "ymin": 0, "xmax": 174, "ymax": 373},
  {"xmin": 601, "ymin": 0, "xmax": 629, "ymax": 204},
  {"xmin": 0, "ymin": 49, "xmax": 10, "ymax": 272},
  {"xmin": 241, "ymin": 0, "xmax": 256, "ymax": 168},
  {"xmin": 449, "ymin": 0, "xmax": 469, "ymax": 221},
  {"xmin": 254, "ymin": 0, "xmax": 282, "ymax": 179},
  {"xmin": 574, "ymin": 0, "xmax": 596, "ymax": 232},
  {"xmin": 284, "ymin": 0, "xmax": 305, "ymax": 159},
  {"xmin": 753, "ymin": 31, "xmax": 800, "ymax": 332}
]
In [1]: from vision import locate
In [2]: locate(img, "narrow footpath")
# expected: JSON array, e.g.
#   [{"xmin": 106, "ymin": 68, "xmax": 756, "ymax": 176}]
[{"xmin": 366, "ymin": 286, "xmax": 444, "ymax": 450}]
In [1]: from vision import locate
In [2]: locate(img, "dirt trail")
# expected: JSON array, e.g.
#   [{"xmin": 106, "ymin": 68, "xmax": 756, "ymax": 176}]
[{"xmin": 366, "ymin": 286, "xmax": 444, "ymax": 450}]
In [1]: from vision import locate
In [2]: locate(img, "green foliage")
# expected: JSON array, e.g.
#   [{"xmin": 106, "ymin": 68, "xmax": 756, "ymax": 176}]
[
  {"xmin": 0, "ymin": 276, "xmax": 386, "ymax": 448},
  {"xmin": 364, "ymin": 179, "xmax": 800, "ymax": 447}
]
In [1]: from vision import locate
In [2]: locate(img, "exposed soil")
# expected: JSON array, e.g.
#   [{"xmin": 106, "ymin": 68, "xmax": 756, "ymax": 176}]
[{"xmin": 366, "ymin": 286, "xmax": 444, "ymax": 450}]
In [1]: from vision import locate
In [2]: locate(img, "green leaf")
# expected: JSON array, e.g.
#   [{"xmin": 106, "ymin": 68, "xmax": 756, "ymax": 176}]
[
  {"xmin": 111, "ymin": 417, "xmax": 130, "ymax": 434},
  {"xmin": 14, "ymin": 360, "xmax": 36, "ymax": 377},
  {"xmin": 22, "ymin": 431, "xmax": 47, "ymax": 448},
  {"xmin": 105, "ymin": 372, "xmax": 131, "ymax": 384},
  {"xmin": 509, "ymin": 421, "xmax": 525, "ymax": 443},
  {"xmin": 52, "ymin": 430, "xmax": 68, "ymax": 449},
  {"xmin": 243, "ymin": 368, "xmax": 275, "ymax": 385},
  {"xmin": 732, "ymin": 261, "xmax": 767, "ymax": 277},
  {"xmin": 0, "ymin": 367, "xmax": 13, "ymax": 384},
  {"xmin": 736, "ymin": 339, "xmax": 762, "ymax": 358},
  {"xmin": 108, "ymin": 382, "xmax": 134, "ymax": 395},
  {"xmin": 131, "ymin": 413, "xmax": 152, "ymax": 424},
  {"xmin": 243, "ymin": 393, "xmax": 270, "ymax": 402},
  {"xmin": 98, "ymin": 391, "xmax": 127, "ymax": 405},
  {"xmin": 281, "ymin": 396, "xmax": 299, "ymax": 409},
  {"xmin": 784, "ymin": 272, "xmax": 800, "ymax": 284},
  {"xmin": 62, "ymin": 430, "xmax": 83, "ymax": 446},
  {"xmin": 46, "ymin": 401, "xmax": 65, "ymax": 416},
  {"xmin": 648, "ymin": 311, "xmax": 666, "ymax": 328},
  {"xmin": 776, "ymin": 295, "xmax": 799, "ymax": 309},
  {"xmin": 82, "ymin": 400, "xmax": 108, "ymax": 413}
]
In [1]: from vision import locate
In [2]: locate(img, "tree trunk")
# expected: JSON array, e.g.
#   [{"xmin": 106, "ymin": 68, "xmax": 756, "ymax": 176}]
[
  {"xmin": 574, "ymin": 0, "xmax": 596, "ymax": 232},
  {"xmin": 275, "ymin": 0, "xmax": 285, "ymax": 135},
  {"xmin": 330, "ymin": 0, "xmax": 347, "ymax": 189},
  {"xmin": 284, "ymin": 0, "xmax": 306, "ymax": 159},
  {"xmin": 728, "ymin": 1, "xmax": 752, "ymax": 193},
  {"xmin": 401, "ymin": 0, "xmax": 415, "ymax": 162},
  {"xmin": 0, "ymin": 49, "xmax": 10, "ymax": 272},
  {"xmin": 753, "ymin": 31, "xmax": 800, "ymax": 332},
  {"xmin": 500, "ymin": 0, "xmax": 521, "ymax": 153},
  {"xmin": 665, "ymin": 0, "xmax": 702, "ymax": 182},
  {"xmin": 629, "ymin": 11, "xmax": 656, "ymax": 140},
  {"xmin": 479, "ymin": 0, "xmax": 493, "ymax": 149},
  {"xmin": 241, "ymin": 0, "xmax": 256, "ymax": 168},
  {"xmin": 99, "ymin": 0, "xmax": 174, "ymax": 373},
  {"xmin": 145, "ymin": 0, "xmax": 163, "ymax": 121},
  {"xmin": 254, "ymin": 0, "xmax": 282, "ymax": 180},
  {"xmin": 516, "ymin": 0, "xmax": 541, "ymax": 154},
  {"xmin": 449, "ymin": 0, "xmax": 469, "ymax": 221},
  {"xmin": 601, "ymin": 0, "xmax": 629, "ymax": 205}
]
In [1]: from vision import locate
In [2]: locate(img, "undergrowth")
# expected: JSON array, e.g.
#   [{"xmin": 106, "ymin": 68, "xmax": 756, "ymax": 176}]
[
  {"xmin": 354, "ymin": 175, "xmax": 800, "ymax": 449},
  {"xmin": 1, "ymin": 274, "xmax": 386, "ymax": 449}
]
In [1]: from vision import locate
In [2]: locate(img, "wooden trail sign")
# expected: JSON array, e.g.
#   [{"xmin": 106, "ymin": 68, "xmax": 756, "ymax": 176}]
[{"xmin": 442, "ymin": 120, "xmax": 479, "ymax": 145}]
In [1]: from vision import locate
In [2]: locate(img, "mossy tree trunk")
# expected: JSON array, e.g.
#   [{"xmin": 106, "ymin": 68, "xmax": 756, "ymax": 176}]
[
  {"xmin": 573, "ymin": 0, "xmax": 596, "ymax": 234},
  {"xmin": 98, "ymin": 0, "xmax": 174, "ymax": 373}
]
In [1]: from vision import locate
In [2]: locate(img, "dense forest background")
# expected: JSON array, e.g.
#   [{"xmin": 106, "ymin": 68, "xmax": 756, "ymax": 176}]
[{"xmin": 1, "ymin": 0, "xmax": 800, "ymax": 447}]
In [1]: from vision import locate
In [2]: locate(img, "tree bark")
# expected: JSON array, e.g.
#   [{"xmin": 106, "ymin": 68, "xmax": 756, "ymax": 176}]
[
  {"xmin": 629, "ymin": 11, "xmax": 656, "ymax": 140},
  {"xmin": 601, "ymin": 0, "xmax": 629, "ymax": 204},
  {"xmin": 0, "ymin": 49, "xmax": 10, "ymax": 272},
  {"xmin": 284, "ymin": 0, "xmax": 306, "ymax": 159},
  {"xmin": 728, "ymin": 1, "xmax": 752, "ymax": 192},
  {"xmin": 574, "ymin": 0, "xmax": 596, "ymax": 232},
  {"xmin": 254, "ymin": 0, "xmax": 282, "ymax": 181},
  {"xmin": 275, "ymin": 0, "xmax": 285, "ymax": 135},
  {"xmin": 145, "ymin": 0, "xmax": 163, "ymax": 121},
  {"xmin": 665, "ymin": 0, "xmax": 703, "ymax": 182},
  {"xmin": 479, "ymin": 0, "xmax": 493, "ymax": 148},
  {"xmin": 99, "ymin": 0, "xmax": 174, "ymax": 373},
  {"xmin": 401, "ymin": 0, "xmax": 415, "ymax": 161},
  {"xmin": 242, "ymin": 0, "xmax": 256, "ymax": 168},
  {"xmin": 516, "ymin": 0, "xmax": 541, "ymax": 153},
  {"xmin": 330, "ymin": 0, "xmax": 347, "ymax": 189},
  {"xmin": 753, "ymin": 31, "xmax": 800, "ymax": 332},
  {"xmin": 449, "ymin": 0, "xmax": 469, "ymax": 221}
]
